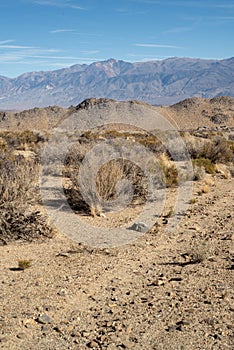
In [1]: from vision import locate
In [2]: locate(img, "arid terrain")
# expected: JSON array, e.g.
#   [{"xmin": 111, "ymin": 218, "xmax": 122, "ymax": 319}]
[
  {"xmin": 1, "ymin": 96, "xmax": 234, "ymax": 131},
  {"xmin": 0, "ymin": 98, "xmax": 233, "ymax": 349}
]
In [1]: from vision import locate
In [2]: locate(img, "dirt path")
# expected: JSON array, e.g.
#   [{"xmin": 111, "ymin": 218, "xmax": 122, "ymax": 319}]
[{"xmin": 0, "ymin": 177, "xmax": 233, "ymax": 349}]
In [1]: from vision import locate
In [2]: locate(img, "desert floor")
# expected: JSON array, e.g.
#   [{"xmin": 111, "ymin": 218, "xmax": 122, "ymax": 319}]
[{"xmin": 1, "ymin": 176, "xmax": 233, "ymax": 350}]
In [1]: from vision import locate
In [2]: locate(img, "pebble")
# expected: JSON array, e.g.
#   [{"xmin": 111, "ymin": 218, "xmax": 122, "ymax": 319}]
[
  {"xmin": 36, "ymin": 314, "xmax": 53, "ymax": 324},
  {"xmin": 88, "ymin": 340, "xmax": 99, "ymax": 348},
  {"xmin": 58, "ymin": 289, "xmax": 68, "ymax": 297},
  {"xmin": 122, "ymin": 340, "xmax": 134, "ymax": 348},
  {"xmin": 129, "ymin": 222, "xmax": 149, "ymax": 233},
  {"xmin": 16, "ymin": 332, "xmax": 27, "ymax": 339}
]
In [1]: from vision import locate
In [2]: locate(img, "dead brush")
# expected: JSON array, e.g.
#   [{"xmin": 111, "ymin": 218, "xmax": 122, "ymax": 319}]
[
  {"xmin": 158, "ymin": 153, "xmax": 178, "ymax": 187},
  {"xmin": 185, "ymin": 241, "xmax": 210, "ymax": 263},
  {"xmin": 198, "ymin": 185, "xmax": 210, "ymax": 195},
  {"xmin": 65, "ymin": 156, "xmax": 147, "ymax": 215},
  {"xmin": 0, "ymin": 151, "xmax": 53, "ymax": 243},
  {"xmin": 18, "ymin": 259, "xmax": 32, "ymax": 270}
]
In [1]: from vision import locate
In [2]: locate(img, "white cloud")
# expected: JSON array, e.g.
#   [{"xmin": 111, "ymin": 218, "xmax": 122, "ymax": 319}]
[
  {"xmin": 32, "ymin": 0, "xmax": 85, "ymax": 10},
  {"xmin": 0, "ymin": 39, "xmax": 15, "ymax": 45},
  {"xmin": 50, "ymin": 29, "xmax": 75, "ymax": 34},
  {"xmin": 0, "ymin": 45, "xmax": 38, "ymax": 49},
  {"xmin": 134, "ymin": 43, "xmax": 182, "ymax": 48},
  {"xmin": 81, "ymin": 50, "xmax": 100, "ymax": 55},
  {"xmin": 163, "ymin": 26, "xmax": 193, "ymax": 34},
  {"xmin": 129, "ymin": 0, "xmax": 234, "ymax": 9}
]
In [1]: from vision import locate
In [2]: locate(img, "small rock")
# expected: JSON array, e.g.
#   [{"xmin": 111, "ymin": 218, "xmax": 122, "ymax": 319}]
[
  {"xmin": 0, "ymin": 336, "xmax": 8, "ymax": 343},
  {"xmin": 122, "ymin": 340, "xmax": 134, "ymax": 348},
  {"xmin": 88, "ymin": 340, "xmax": 99, "ymax": 348},
  {"xmin": 36, "ymin": 313, "xmax": 53, "ymax": 324},
  {"xmin": 16, "ymin": 332, "xmax": 27, "ymax": 339},
  {"xmin": 107, "ymin": 345, "xmax": 118, "ymax": 350},
  {"xmin": 129, "ymin": 222, "xmax": 149, "ymax": 233},
  {"xmin": 41, "ymin": 325, "xmax": 51, "ymax": 333},
  {"xmin": 58, "ymin": 289, "xmax": 67, "ymax": 297},
  {"xmin": 54, "ymin": 326, "xmax": 64, "ymax": 334},
  {"xmin": 82, "ymin": 331, "xmax": 90, "ymax": 337}
]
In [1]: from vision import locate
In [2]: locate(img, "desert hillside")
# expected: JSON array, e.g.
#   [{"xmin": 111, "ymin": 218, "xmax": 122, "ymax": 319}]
[{"xmin": 0, "ymin": 96, "xmax": 234, "ymax": 132}]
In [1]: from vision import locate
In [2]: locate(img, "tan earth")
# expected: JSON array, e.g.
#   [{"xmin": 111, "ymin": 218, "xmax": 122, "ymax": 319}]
[
  {"xmin": 1, "ymin": 175, "xmax": 233, "ymax": 350},
  {"xmin": 1, "ymin": 96, "xmax": 234, "ymax": 132}
]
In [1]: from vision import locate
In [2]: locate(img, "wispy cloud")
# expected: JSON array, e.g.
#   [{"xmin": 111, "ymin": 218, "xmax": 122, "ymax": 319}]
[
  {"xmin": 163, "ymin": 26, "xmax": 192, "ymax": 35},
  {"xmin": 32, "ymin": 0, "xmax": 85, "ymax": 10},
  {"xmin": 49, "ymin": 30, "xmax": 103, "ymax": 37},
  {"xmin": 129, "ymin": 0, "xmax": 234, "ymax": 9},
  {"xmin": 134, "ymin": 43, "xmax": 182, "ymax": 48},
  {"xmin": 0, "ymin": 45, "xmax": 38, "ymax": 49},
  {"xmin": 0, "ymin": 42, "xmax": 101, "ymax": 69},
  {"xmin": 127, "ymin": 53, "xmax": 172, "ymax": 61},
  {"xmin": 0, "ymin": 39, "xmax": 15, "ymax": 45},
  {"xmin": 50, "ymin": 29, "xmax": 75, "ymax": 34},
  {"xmin": 0, "ymin": 45, "xmax": 62, "ymax": 63},
  {"xmin": 115, "ymin": 8, "xmax": 129, "ymax": 13},
  {"xmin": 81, "ymin": 50, "xmax": 100, "ymax": 55},
  {"xmin": 208, "ymin": 16, "xmax": 234, "ymax": 20}
]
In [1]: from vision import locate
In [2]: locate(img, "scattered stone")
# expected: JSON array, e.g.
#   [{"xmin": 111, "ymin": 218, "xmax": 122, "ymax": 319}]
[
  {"xmin": 16, "ymin": 332, "xmax": 27, "ymax": 339},
  {"xmin": 58, "ymin": 289, "xmax": 68, "ymax": 297},
  {"xmin": 122, "ymin": 340, "xmax": 134, "ymax": 348},
  {"xmin": 87, "ymin": 340, "xmax": 99, "ymax": 348},
  {"xmin": 36, "ymin": 314, "xmax": 53, "ymax": 325},
  {"xmin": 129, "ymin": 222, "xmax": 149, "ymax": 233}
]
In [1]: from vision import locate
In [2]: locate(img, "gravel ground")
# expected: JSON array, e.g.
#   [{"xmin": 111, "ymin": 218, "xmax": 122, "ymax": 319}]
[{"xmin": 1, "ymin": 177, "xmax": 234, "ymax": 350}]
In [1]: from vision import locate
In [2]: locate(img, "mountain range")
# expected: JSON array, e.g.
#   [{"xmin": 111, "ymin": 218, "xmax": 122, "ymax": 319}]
[{"xmin": 0, "ymin": 57, "xmax": 234, "ymax": 110}]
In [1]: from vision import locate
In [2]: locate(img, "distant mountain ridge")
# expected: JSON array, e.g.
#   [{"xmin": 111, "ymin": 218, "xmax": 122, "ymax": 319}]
[{"xmin": 0, "ymin": 57, "xmax": 234, "ymax": 110}]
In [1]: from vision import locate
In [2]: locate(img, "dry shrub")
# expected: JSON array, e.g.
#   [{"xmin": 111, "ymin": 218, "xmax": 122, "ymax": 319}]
[
  {"xmin": 198, "ymin": 185, "xmax": 210, "ymax": 195},
  {"xmin": 0, "ymin": 151, "xmax": 53, "ymax": 244},
  {"xmin": 184, "ymin": 134, "xmax": 210, "ymax": 160},
  {"xmin": 64, "ymin": 155, "xmax": 147, "ymax": 214},
  {"xmin": 158, "ymin": 153, "xmax": 178, "ymax": 187},
  {"xmin": 186, "ymin": 241, "xmax": 210, "ymax": 263},
  {"xmin": 63, "ymin": 133, "xmax": 178, "ymax": 215},
  {"xmin": 0, "ymin": 130, "xmax": 48, "ymax": 158},
  {"xmin": 215, "ymin": 163, "xmax": 232, "ymax": 179},
  {"xmin": 96, "ymin": 159, "xmax": 126, "ymax": 201},
  {"xmin": 193, "ymin": 164, "xmax": 206, "ymax": 181},
  {"xmin": 184, "ymin": 134, "xmax": 234, "ymax": 178},
  {"xmin": 204, "ymin": 176, "xmax": 215, "ymax": 186},
  {"xmin": 200, "ymin": 138, "xmax": 234, "ymax": 163},
  {"xmin": 18, "ymin": 259, "xmax": 32, "ymax": 270},
  {"xmin": 192, "ymin": 157, "xmax": 216, "ymax": 174},
  {"xmin": 99, "ymin": 159, "xmax": 147, "ymax": 202}
]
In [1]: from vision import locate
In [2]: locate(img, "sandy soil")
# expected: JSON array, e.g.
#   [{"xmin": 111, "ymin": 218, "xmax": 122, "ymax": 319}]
[{"xmin": 0, "ymin": 176, "xmax": 233, "ymax": 350}]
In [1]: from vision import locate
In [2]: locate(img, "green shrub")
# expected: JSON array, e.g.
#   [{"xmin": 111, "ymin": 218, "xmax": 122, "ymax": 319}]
[{"xmin": 192, "ymin": 158, "xmax": 216, "ymax": 174}]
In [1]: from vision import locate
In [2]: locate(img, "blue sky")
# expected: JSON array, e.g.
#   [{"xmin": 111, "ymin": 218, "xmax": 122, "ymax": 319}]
[{"xmin": 0, "ymin": 0, "xmax": 234, "ymax": 77}]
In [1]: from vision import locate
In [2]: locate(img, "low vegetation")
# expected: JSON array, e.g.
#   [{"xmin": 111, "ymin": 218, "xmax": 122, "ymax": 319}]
[
  {"xmin": 0, "ymin": 147, "xmax": 53, "ymax": 244},
  {"xmin": 0, "ymin": 121, "xmax": 233, "ymax": 241}
]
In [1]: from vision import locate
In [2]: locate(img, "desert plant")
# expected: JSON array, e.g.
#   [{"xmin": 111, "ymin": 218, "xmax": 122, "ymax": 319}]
[
  {"xmin": 197, "ymin": 185, "xmax": 210, "ymax": 195},
  {"xmin": 64, "ymin": 156, "xmax": 147, "ymax": 214},
  {"xmin": 186, "ymin": 242, "xmax": 210, "ymax": 263},
  {"xmin": 18, "ymin": 259, "xmax": 32, "ymax": 270},
  {"xmin": 158, "ymin": 153, "xmax": 178, "ymax": 187},
  {"xmin": 192, "ymin": 158, "xmax": 216, "ymax": 174},
  {"xmin": 193, "ymin": 164, "xmax": 206, "ymax": 180},
  {"xmin": 200, "ymin": 138, "xmax": 233, "ymax": 163},
  {"xmin": 164, "ymin": 208, "xmax": 174, "ymax": 218},
  {"xmin": 0, "ymin": 151, "xmax": 53, "ymax": 243},
  {"xmin": 189, "ymin": 198, "xmax": 197, "ymax": 204}
]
